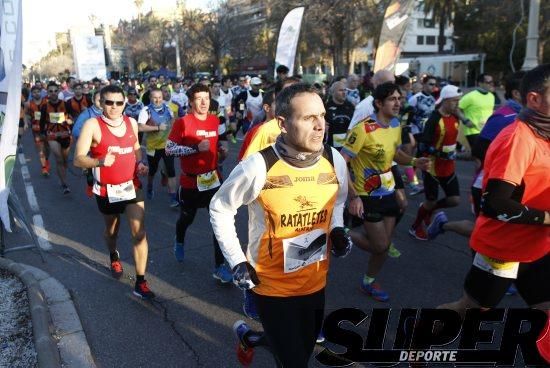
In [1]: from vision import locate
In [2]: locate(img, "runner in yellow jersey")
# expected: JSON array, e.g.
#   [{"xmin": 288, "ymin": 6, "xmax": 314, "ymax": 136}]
[
  {"xmin": 210, "ymin": 83, "xmax": 350, "ymax": 367},
  {"xmin": 341, "ymin": 83, "xmax": 430, "ymax": 302}
]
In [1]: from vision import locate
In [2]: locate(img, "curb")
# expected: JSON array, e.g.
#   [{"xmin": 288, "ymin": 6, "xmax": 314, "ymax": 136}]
[{"xmin": 0, "ymin": 257, "xmax": 95, "ymax": 368}]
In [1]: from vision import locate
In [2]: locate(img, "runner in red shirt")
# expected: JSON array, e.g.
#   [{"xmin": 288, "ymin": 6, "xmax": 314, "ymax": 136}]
[
  {"xmin": 165, "ymin": 83, "xmax": 232, "ymax": 283},
  {"xmin": 409, "ymin": 85, "xmax": 462, "ymax": 240},
  {"xmin": 74, "ymin": 85, "xmax": 155, "ymax": 300},
  {"xmin": 439, "ymin": 65, "xmax": 550, "ymax": 364}
]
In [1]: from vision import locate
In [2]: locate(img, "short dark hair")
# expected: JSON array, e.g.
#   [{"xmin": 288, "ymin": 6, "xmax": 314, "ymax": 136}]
[
  {"xmin": 66, "ymin": 76, "xmax": 75, "ymax": 84},
  {"xmin": 520, "ymin": 63, "xmax": 550, "ymax": 105},
  {"xmin": 395, "ymin": 75, "xmax": 410, "ymax": 87},
  {"xmin": 31, "ymin": 85, "xmax": 41, "ymax": 93},
  {"xmin": 262, "ymin": 89, "xmax": 276, "ymax": 106},
  {"xmin": 422, "ymin": 75, "xmax": 435, "ymax": 84},
  {"xmin": 47, "ymin": 81, "xmax": 59, "ymax": 89},
  {"xmin": 276, "ymin": 65, "xmax": 289, "ymax": 74},
  {"xmin": 211, "ymin": 78, "xmax": 221, "ymax": 85},
  {"xmin": 504, "ymin": 71, "xmax": 525, "ymax": 100},
  {"xmin": 73, "ymin": 82, "xmax": 83, "ymax": 89},
  {"xmin": 373, "ymin": 82, "xmax": 401, "ymax": 112},
  {"xmin": 275, "ymin": 83, "xmax": 317, "ymax": 119},
  {"xmin": 148, "ymin": 75, "xmax": 157, "ymax": 82},
  {"xmin": 221, "ymin": 76, "xmax": 231, "ymax": 85},
  {"xmin": 274, "ymin": 76, "xmax": 301, "ymax": 95},
  {"xmin": 477, "ymin": 73, "xmax": 492, "ymax": 84},
  {"xmin": 186, "ymin": 83, "xmax": 210, "ymax": 101},
  {"xmin": 100, "ymin": 85, "xmax": 124, "ymax": 100}
]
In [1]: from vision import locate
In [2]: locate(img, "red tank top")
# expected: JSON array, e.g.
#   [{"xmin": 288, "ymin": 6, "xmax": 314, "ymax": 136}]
[
  {"xmin": 168, "ymin": 113, "xmax": 220, "ymax": 188},
  {"xmin": 90, "ymin": 116, "xmax": 137, "ymax": 196}
]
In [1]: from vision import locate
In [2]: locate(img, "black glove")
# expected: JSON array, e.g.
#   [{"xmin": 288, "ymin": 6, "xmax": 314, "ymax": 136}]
[
  {"xmin": 232, "ymin": 262, "xmax": 260, "ymax": 290},
  {"xmin": 330, "ymin": 227, "xmax": 352, "ymax": 258}
]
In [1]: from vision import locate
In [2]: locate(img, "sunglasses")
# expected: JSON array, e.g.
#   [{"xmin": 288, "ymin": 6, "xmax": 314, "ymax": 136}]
[{"xmin": 104, "ymin": 100, "xmax": 125, "ymax": 106}]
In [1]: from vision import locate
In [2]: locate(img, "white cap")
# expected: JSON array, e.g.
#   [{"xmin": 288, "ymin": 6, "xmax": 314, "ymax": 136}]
[
  {"xmin": 435, "ymin": 85, "xmax": 463, "ymax": 104},
  {"xmin": 250, "ymin": 77, "xmax": 262, "ymax": 86}
]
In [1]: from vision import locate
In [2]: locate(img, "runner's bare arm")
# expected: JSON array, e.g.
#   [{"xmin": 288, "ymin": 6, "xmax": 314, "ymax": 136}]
[
  {"xmin": 340, "ymin": 151, "xmax": 363, "ymax": 217},
  {"xmin": 74, "ymin": 118, "xmax": 101, "ymax": 169}
]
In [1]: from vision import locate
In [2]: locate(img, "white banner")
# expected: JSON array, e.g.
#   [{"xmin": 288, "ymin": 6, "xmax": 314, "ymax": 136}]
[
  {"xmin": 274, "ymin": 7, "xmax": 305, "ymax": 79},
  {"xmin": 72, "ymin": 35, "xmax": 107, "ymax": 81},
  {"xmin": 0, "ymin": 0, "xmax": 22, "ymax": 231}
]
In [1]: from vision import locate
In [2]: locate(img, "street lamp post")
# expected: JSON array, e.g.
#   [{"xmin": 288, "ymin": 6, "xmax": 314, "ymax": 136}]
[{"xmin": 521, "ymin": 0, "xmax": 540, "ymax": 71}]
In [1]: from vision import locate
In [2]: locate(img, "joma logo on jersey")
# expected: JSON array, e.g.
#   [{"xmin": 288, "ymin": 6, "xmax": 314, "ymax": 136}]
[
  {"xmin": 294, "ymin": 176, "xmax": 315, "ymax": 183},
  {"xmin": 107, "ymin": 146, "xmax": 133, "ymax": 154},
  {"xmin": 196, "ymin": 130, "xmax": 216, "ymax": 138}
]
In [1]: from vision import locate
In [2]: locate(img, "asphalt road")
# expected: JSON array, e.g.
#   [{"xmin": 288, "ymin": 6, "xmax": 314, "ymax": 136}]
[{"xmin": 4, "ymin": 130, "xmax": 526, "ymax": 368}]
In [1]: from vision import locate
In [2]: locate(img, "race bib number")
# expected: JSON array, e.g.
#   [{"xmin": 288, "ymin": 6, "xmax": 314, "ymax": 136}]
[
  {"xmin": 49, "ymin": 112, "xmax": 65, "ymax": 124},
  {"xmin": 106, "ymin": 180, "xmax": 136, "ymax": 203},
  {"xmin": 379, "ymin": 170, "xmax": 395, "ymax": 191},
  {"xmin": 239, "ymin": 103, "xmax": 245, "ymax": 111},
  {"xmin": 332, "ymin": 133, "xmax": 347, "ymax": 148},
  {"xmin": 33, "ymin": 111, "xmax": 41, "ymax": 121},
  {"xmin": 197, "ymin": 170, "xmax": 221, "ymax": 192},
  {"xmin": 442, "ymin": 144, "xmax": 456, "ymax": 153},
  {"xmin": 282, "ymin": 228, "xmax": 327, "ymax": 273},
  {"xmin": 473, "ymin": 253, "xmax": 519, "ymax": 279}
]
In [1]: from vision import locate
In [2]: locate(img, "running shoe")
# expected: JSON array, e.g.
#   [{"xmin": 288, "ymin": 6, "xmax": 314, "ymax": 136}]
[
  {"xmin": 427, "ymin": 212, "xmax": 448, "ymax": 240},
  {"xmin": 41, "ymin": 166, "xmax": 49, "ymax": 177},
  {"xmin": 133, "ymin": 280, "xmax": 155, "ymax": 300},
  {"xmin": 174, "ymin": 242, "xmax": 185, "ymax": 262},
  {"xmin": 110, "ymin": 252, "xmax": 123, "ymax": 279},
  {"xmin": 505, "ymin": 284, "xmax": 518, "ymax": 296},
  {"xmin": 234, "ymin": 320, "xmax": 255, "ymax": 366},
  {"xmin": 243, "ymin": 289, "xmax": 259, "ymax": 320},
  {"xmin": 169, "ymin": 197, "xmax": 179, "ymax": 208},
  {"xmin": 387, "ymin": 242, "xmax": 401, "ymax": 258},
  {"xmin": 408, "ymin": 183, "xmax": 424, "ymax": 196},
  {"xmin": 409, "ymin": 225, "xmax": 428, "ymax": 241},
  {"xmin": 360, "ymin": 279, "xmax": 389, "ymax": 302},
  {"xmin": 230, "ymin": 135, "xmax": 238, "ymax": 144},
  {"xmin": 316, "ymin": 330, "xmax": 325, "ymax": 343},
  {"xmin": 213, "ymin": 264, "xmax": 233, "ymax": 283},
  {"xmin": 61, "ymin": 184, "xmax": 71, "ymax": 195}
]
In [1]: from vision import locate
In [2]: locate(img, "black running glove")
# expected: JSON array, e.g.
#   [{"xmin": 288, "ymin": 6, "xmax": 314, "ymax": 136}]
[
  {"xmin": 330, "ymin": 227, "xmax": 352, "ymax": 258},
  {"xmin": 232, "ymin": 262, "xmax": 260, "ymax": 290}
]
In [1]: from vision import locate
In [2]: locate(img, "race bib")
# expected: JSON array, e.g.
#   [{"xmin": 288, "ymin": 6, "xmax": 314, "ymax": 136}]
[
  {"xmin": 473, "ymin": 253, "xmax": 519, "ymax": 279},
  {"xmin": 282, "ymin": 228, "xmax": 327, "ymax": 273},
  {"xmin": 106, "ymin": 180, "xmax": 136, "ymax": 203},
  {"xmin": 332, "ymin": 133, "xmax": 347, "ymax": 148},
  {"xmin": 239, "ymin": 103, "xmax": 245, "ymax": 111},
  {"xmin": 442, "ymin": 144, "xmax": 456, "ymax": 153},
  {"xmin": 33, "ymin": 111, "xmax": 41, "ymax": 121},
  {"xmin": 379, "ymin": 170, "xmax": 395, "ymax": 191},
  {"xmin": 49, "ymin": 112, "xmax": 65, "ymax": 124},
  {"xmin": 196, "ymin": 170, "xmax": 220, "ymax": 192}
]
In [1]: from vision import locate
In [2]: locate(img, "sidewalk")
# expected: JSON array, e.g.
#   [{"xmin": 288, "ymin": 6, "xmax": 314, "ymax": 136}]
[{"xmin": 0, "ymin": 257, "xmax": 95, "ymax": 367}]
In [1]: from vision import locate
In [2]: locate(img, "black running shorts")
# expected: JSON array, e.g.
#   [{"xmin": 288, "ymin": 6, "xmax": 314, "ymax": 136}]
[
  {"xmin": 95, "ymin": 188, "xmax": 144, "ymax": 215},
  {"xmin": 422, "ymin": 171, "xmax": 460, "ymax": 201},
  {"xmin": 464, "ymin": 252, "xmax": 550, "ymax": 308},
  {"xmin": 358, "ymin": 192, "xmax": 401, "ymax": 223}
]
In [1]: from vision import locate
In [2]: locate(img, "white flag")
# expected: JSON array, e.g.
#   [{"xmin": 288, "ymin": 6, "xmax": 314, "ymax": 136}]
[
  {"xmin": 274, "ymin": 7, "xmax": 305, "ymax": 79},
  {"xmin": 0, "ymin": 0, "xmax": 23, "ymax": 231}
]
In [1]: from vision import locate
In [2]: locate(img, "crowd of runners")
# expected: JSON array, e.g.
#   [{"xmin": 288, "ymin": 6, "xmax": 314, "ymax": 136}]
[{"xmin": 18, "ymin": 62, "xmax": 550, "ymax": 366}]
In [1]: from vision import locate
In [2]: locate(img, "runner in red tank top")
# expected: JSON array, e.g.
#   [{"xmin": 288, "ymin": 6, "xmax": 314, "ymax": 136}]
[
  {"xmin": 165, "ymin": 83, "xmax": 232, "ymax": 283},
  {"xmin": 26, "ymin": 86, "xmax": 50, "ymax": 176},
  {"xmin": 74, "ymin": 85, "xmax": 155, "ymax": 300}
]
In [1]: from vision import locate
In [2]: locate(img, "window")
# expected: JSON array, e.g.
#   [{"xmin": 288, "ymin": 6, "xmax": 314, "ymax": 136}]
[
  {"xmin": 424, "ymin": 19, "xmax": 435, "ymax": 28},
  {"xmin": 426, "ymin": 36, "xmax": 436, "ymax": 45},
  {"xmin": 417, "ymin": 36, "xmax": 424, "ymax": 45}
]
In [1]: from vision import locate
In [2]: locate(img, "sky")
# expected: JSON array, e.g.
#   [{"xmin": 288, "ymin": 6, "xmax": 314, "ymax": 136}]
[{"xmin": 23, "ymin": 0, "xmax": 214, "ymax": 65}]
